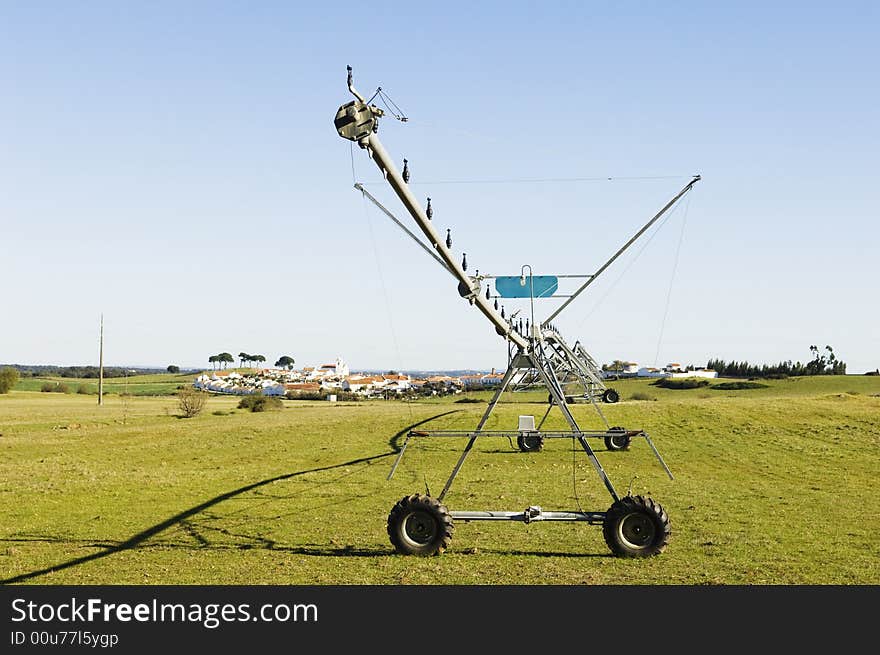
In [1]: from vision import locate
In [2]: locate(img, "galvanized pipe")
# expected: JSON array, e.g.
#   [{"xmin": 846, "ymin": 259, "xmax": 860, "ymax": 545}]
[{"xmin": 451, "ymin": 510, "xmax": 605, "ymax": 523}]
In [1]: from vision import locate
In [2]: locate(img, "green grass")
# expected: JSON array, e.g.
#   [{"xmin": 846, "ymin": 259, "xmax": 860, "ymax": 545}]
[
  {"xmin": 1, "ymin": 375, "xmax": 878, "ymax": 585},
  {"xmin": 14, "ymin": 372, "xmax": 197, "ymax": 396}
]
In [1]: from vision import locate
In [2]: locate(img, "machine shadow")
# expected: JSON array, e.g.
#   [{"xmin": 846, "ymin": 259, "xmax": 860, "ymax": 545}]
[{"xmin": 2, "ymin": 411, "xmax": 458, "ymax": 584}]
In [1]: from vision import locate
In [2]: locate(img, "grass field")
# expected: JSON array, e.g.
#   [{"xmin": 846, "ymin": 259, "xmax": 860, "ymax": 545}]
[
  {"xmin": 13, "ymin": 372, "xmax": 195, "ymax": 396},
  {"xmin": 1, "ymin": 376, "xmax": 878, "ymax": 585}
]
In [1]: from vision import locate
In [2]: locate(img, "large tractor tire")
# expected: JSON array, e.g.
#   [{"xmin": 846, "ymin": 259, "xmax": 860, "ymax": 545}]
[
  {"xmin": 517, "ymin": 433, "xmax": 545, "ymax": 452},
  {"xmin": 603, "ymin": 495, "xmax": 670, "ymax": 557},
  {"xmin": 604, "ymin": 427, "xmax": 632, "ymax": 451},
  {"xmin": 387, "ymin": 494, "xmax": 454, "ymax": 556},
  {"xmin": 602, "ymin": 388, "xmax": 620, "ymax": 403}
]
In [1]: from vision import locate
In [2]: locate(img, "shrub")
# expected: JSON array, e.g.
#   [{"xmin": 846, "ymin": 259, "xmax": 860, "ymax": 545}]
[
  {"xmin": 40, "ymin": 381, "xmax": 70, "ymax": 393},
  {"xmin": 630, "ymin": 391, "xmax": 656, "ymax": 401},
  {"xmin": 712, "ymin": 381, "xmax": 769, "ymax": 390},
  {"xmin": 237, "ymin": 394, "xmax": 284, "ymax": 412},
  {"xmin": 177, "ymin": 387, "xmax": 208, "ymax": 418},
  {"xmin": 651, "ymin": 378, "xmax": 710, "ymax": 390},
  {"xmin": 76, "ymin": 383, "xmax": 94, "ymax": 395},
  {"xmin": 0, "ymin": 367, "xmax": 20, "ymax": 393}
]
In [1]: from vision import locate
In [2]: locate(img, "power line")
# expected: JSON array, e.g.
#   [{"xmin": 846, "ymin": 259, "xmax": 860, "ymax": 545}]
[{"xmin": 360, "ymin": 174, "xmax": 690, "ymax": 186}]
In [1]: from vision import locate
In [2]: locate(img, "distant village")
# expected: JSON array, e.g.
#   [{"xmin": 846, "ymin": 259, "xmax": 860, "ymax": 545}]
[
  {"xmin": 193, "ymin": 357, "xmax": 717, "ymax": 398},
  {"xmin": 193, "ymin": 357, "xmax": 501, "ymax": 398},
  {"xmin": 605, "ymin": 362, "xmax": 718, "ymax": 380}
]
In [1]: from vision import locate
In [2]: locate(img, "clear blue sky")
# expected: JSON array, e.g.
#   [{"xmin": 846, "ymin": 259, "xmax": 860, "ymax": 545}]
[{"xmin": 2, "ymin": 1, "xmax": 877, "ymax": 373}]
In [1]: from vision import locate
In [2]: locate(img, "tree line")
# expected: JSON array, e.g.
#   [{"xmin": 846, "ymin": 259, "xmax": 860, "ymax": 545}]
[
  {"xmin": 207, "ymin": 352, "xmax": 295, "ymax": 370},
  {"xmin": 707, "ymin": 345, "xmax": 846, "ymax": 378},
  {"xmin": 1, "ymin": 365, "xmax": 158, "ymax": 379}
]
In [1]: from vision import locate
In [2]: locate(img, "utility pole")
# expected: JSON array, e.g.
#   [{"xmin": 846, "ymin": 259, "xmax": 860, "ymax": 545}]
[{"xmin": 98, "ymin": 314, "xmax": 104, "ymax": 406}]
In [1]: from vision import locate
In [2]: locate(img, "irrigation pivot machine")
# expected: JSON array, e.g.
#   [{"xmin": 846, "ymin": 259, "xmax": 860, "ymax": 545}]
[{"xmin": 334, "ymin": 68, "xmax": 700, "ymax": 557}]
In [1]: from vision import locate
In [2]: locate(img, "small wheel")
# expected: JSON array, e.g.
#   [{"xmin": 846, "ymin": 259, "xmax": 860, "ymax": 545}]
[
  {"xmin": 602, "ymin": 388, "xmax": 620, "ymax": 403},
  {"xmin": 604, "ymin": 426, "xmax": 632, "ymax": 451},
  {"xmin": 387, "ymin": 494, "xmax": 454, "ymax": 556},
  {"xmin": 603, "ymin": 495, "xmax": 670, "ymax": 557},
  {"xmin": 517, "ymin": 433, "xmax": 544, "ymax": 452}
]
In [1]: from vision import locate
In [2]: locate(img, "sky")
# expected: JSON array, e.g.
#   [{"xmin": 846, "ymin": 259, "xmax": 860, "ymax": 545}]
[{"xmin": 2, "ymin": 1, "xmax": 877, "ymax": 373}]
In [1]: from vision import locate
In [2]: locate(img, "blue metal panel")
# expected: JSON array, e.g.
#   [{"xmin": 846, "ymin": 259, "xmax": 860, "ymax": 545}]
[{"xmin": 495, "ymin": 276, "xmax": 558, "ymax": 299}]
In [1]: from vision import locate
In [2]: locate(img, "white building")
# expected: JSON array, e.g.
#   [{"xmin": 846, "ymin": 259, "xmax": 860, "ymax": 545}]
[
  {"xmin": 636, "ymin": 367, "xmax": 668, "ymax": 378},
  {"xmin": 669, "ymin": 368, "xmax": 718, "ymax": 379},
  {"xmin": 308, "ymin": 357, "xmax": 349, "ymax": 380}
]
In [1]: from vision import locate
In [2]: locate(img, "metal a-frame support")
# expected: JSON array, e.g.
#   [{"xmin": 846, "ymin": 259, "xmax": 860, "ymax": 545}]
[
  {"xmin": 437, "ymin": 347, "xmax": 621, "ymax": 505},
  {"xmin": 388, "ymin": 333, "xmax": 673, "ymax": 502}
]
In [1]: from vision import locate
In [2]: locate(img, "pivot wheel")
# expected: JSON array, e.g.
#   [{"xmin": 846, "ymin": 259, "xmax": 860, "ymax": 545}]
[
  {"xmin": 387, "ymin": 494, "xmax": 454, "ymax": 556},
  {"xmin": 604, "ymin": 426, "xmax": 632, "ymax": 451},
  {"xmin": 517, "ymin": 433, "xmax": 544, "ymax": 452},
  {"xmin": 602, "ymin": 388, "xmax": 620, "ymax": 403},
  {"xmin": 603, "ymin": 495, "xmax": 670, "ymax": 557}
]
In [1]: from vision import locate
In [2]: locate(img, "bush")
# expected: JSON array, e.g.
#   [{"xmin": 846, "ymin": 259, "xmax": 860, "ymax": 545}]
[
  {"xmin": 630, "ymin": 391, "xmax": 656, "ymax": 401},
  {"xmin": 177, "ymin": 387, "xmax": 208, "ymax": 418},
  {"xmin": 237, "ymin": 394, "xmax": 284, "ymax": 412},
  {"xmin": 712, "ymin": 381, "xmax": 768, "ymax": 390},
  {"xmin": 76, "ymin": 383, "xmax": 94, "ymax": 395},
  {"xmin": 40, "ymin": 381, "xmax": 70, "ymax": 393},
  {"xmin": 454, "ymin": 397, "xmax": 484, "ymax": 403},
  {"xmin": 0, "ymin": 367, "xmax": 20, "ymax": 393},
  {"xmin": 651, "ymin": 378, "xmax": 710, "ymax": 390}
]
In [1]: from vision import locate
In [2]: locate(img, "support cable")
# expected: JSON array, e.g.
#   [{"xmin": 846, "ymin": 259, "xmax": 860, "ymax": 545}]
[
  {"xmin": 359, "ymin": 174, "xmax": 690, "ymax": 186},
  {"xmin": 653, "ymin": 193, "xmax": 692, "ymax": 367},
  {"xmin": 360, "ymin": 190, "xmax": 415, "ymax": 425},
  {"xmin": 574, "ymin": 197, "xmax": 685, "ymax": 328}
]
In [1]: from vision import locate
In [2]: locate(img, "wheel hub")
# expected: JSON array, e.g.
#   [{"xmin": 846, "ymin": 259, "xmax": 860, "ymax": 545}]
[
  {"xmin": 403, "ymin": 511, "xmax": 437, "ymax": 545},
  {"xmin": 618, "ymin": 512, "xmax": 656, "ymax": 549}
]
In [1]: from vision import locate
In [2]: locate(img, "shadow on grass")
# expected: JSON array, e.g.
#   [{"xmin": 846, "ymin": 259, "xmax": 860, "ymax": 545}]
[
  {"xmin": 2, "ymin": 411, "xmax": 458, "ymax": 584},
  {"xmin": 0, "ymin": 536, "xmax": 392, "ymax": 559},
  {"xmin": 1, "ymin": 537, "xmax": 607, "ymax": 560},
  {"xmin": 472, "ymin": 548, "xmax": 610, "ymax": 559},
  {"xmin": 387, "ymin": 410, "xmax": 460, "ymax": 451}
]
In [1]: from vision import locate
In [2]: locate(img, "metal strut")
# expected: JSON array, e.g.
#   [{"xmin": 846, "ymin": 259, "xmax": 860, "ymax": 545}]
[
  {"xmin": 355, "ymin": 183, "xmax": 454, "ymax": 277},
  {"xmin": 543, "ymin": 174, "xmax": 701, "ymax": 326}
]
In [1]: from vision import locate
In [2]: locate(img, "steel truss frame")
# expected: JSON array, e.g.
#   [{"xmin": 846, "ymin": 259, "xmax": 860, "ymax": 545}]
[{"xmin": 334, "ymin": 67, "xmax": 697, "ymax": 551}]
